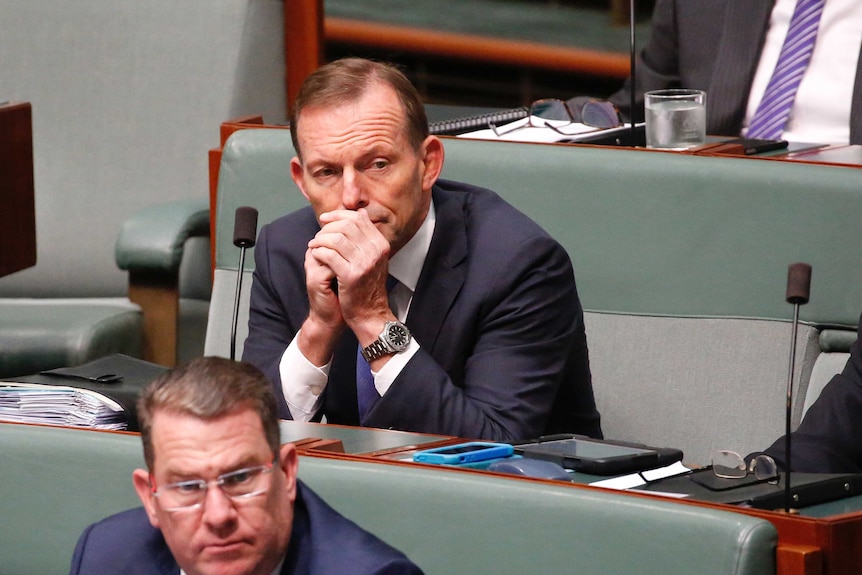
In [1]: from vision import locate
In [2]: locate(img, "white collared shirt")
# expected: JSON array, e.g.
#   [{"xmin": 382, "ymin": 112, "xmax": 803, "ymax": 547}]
[
  {"xmin": 743, "ymin": 0, "xmax": 862, "ymax": 144},
  {"xmin": 280, "ymin": 201, "xmax": 436, "ymax": 421}
]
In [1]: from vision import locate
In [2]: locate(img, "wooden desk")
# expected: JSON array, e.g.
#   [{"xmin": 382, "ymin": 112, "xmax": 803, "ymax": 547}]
[
  {"xmin": 279, "ymin": 419, "xmax": 456, "ymax": 456},
  {"xmin": 0, "ymin": 101, "xmax": 36, "ymax": 278}
]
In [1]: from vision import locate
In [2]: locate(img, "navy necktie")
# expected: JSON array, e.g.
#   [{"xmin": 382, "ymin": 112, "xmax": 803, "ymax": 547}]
[
  {"xmin": 356, "ymin": 275, "xmax": 399, "ymax": 424},
  {"xmin": 747, "ymin": 0, "xmax": 826, "ymax": 139}
]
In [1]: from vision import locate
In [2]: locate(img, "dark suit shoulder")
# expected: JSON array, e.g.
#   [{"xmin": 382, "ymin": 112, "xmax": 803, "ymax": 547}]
[
  {"xmin": 70, "ymin": 507, "xmax": 177, "ymax": 574},
  {"xmin": 295, "ymin": 482, "xmax": 423, "ymax": 575},
  {"xmin": 433, "ymin": 179, "xmax": 561, "ymax": 245}
]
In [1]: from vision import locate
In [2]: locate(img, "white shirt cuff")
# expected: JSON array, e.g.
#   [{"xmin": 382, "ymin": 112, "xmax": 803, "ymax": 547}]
[
  {"xmin": 372, "ymin": 338, "xmax": 420, "ymax": 395},
  {"xmin": 279, "ymin": 333, "xmax": 328, "ymax": 422}
]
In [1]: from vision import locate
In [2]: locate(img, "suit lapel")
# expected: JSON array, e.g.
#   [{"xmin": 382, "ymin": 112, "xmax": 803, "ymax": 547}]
[
  {"xmin": 851, "ymin": 43, "xmax": 862, "ymax": 144},
  {"xmin": 406, "ymin": 187, "xmax": 467, "ymax": 353},
  {"xmin": 708, "ymin": 0, "xmax": 775, "ymax": 134}
]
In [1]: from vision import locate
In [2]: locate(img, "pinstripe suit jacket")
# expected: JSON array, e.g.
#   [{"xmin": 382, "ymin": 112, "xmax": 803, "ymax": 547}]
[{"xmin": 574, "ymin": 0, "xmax": 862, "ymax": 143}]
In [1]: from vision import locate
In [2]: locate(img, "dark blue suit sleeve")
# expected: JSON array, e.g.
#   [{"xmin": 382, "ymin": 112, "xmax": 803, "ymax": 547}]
[
  {"xmin": 762, "ymin": 314, "xmax": 862, "ymax": 473},
  {"xmin": 242, "ymin": 213, "xmax": 316, "ymax": 420}
]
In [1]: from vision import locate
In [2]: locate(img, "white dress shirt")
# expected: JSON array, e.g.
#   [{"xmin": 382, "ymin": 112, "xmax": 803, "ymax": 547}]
[
  {"xmin": 279, "ymin": 201, "xmax": 436, "ymax": 422},
  {"xmin": 743, "ymin": 0, "xmax": 862, "ymax": 144}
]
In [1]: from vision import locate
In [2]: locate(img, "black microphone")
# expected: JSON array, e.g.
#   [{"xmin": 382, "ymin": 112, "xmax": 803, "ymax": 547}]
[
  {"xmin": 783, "ymin": 262, "xmax": 812, "ymax": 512},
  {"xmin": 230, "ymin": 206, "xmax": 258, "ymax": 361}
]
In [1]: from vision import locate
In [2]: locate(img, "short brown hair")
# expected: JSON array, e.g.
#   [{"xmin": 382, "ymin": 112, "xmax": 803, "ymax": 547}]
[
  {"xmin": 137, "ymin": 357, "xmax": 280, "ymax": 470},
  {"xmin": 290, "ymin": 57, "xmax": 429, "ymax": 160}
]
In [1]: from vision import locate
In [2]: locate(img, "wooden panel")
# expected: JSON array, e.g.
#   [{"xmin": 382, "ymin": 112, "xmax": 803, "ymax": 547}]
[
  {"xmin": 325, "ymin": 17, "xmax": 631, "ymax": 79},
  {"xmin": 285, "ymin": 0, "xmax": 324, "ymax": 115},
  {"xmin": 128, "ymin": 271, "xmax": 179, "ymax": 367},
  {"xmin": 0, "ymin": 102, "xmax": 36, "ymax": 278}
]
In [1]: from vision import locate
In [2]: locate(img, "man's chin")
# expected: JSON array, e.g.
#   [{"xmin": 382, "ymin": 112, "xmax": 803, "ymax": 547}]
[{"xmin": 191, "ymin": 546, "xmax": 259, "ymax": 575}]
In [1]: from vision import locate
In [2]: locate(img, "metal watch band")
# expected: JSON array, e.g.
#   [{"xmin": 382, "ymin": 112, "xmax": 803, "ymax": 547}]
[{"xmin": 361, "ymin": 339, "xmax": 391, "ymax": 363}]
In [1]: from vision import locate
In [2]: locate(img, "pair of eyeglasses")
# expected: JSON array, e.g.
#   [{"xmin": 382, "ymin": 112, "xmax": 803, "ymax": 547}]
[
  {"xmin": 711, "ymin": 450, "xmax": 779, "ymax": 484},
  {"xmin": 152, "ymin": 458, "xmax": 276, "ymax": 512},
  {"xmin": 490, "ymin": 98, "xmax": 621, "ymax": 137}
]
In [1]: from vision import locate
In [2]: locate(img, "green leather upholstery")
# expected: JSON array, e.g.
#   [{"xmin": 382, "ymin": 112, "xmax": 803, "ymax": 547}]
[
  {"xmin": 207, "ymin": 129, "xmax": 861, "ymax": 465},
  {"xmin": 0, "ymin": 299, "xmax": 143, "ymax": 378},
  {"xmin": 0, "ymin": 200, "xmax": 209, "ymax": 377},
  {"xmin": 0, "ymin": 423, "xmax": 777, "ymax": 575},
  {"xmin": 115, "ymin": 198, "xmax": 210, "ymax": 276}
]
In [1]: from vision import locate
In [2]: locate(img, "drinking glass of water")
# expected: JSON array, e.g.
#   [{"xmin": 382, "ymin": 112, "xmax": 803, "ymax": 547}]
[{"xmin": 644, "ymin": 89, "xmax": 706, "ymax": 150}]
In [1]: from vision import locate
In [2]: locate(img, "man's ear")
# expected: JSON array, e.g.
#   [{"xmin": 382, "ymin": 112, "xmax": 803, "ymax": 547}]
[
  {"xmin": 133, "ymin": 469, "xmax": 162, "ymax": 529},
  {"xmin": 278, "ymin": 443, "xmax": 300, "ymax": 503},
  {"xmin": 420, "ymin": 136, "xmax": 445, "ymax": 191},
  {"xmin": 290, "ymin": 157, "xmax": 311, "ymax": 202}
]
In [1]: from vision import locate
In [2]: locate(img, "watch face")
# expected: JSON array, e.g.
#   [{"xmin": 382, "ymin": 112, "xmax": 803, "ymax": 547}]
[{"xmin": 385, "ymin": 322, "xmax": 411, "ymax": 349}]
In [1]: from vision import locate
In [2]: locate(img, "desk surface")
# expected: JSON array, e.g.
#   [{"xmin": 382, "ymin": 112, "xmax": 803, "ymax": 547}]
[{"xmin": 280, "ymin": 419, "xmax": 454, "ymax": 455}]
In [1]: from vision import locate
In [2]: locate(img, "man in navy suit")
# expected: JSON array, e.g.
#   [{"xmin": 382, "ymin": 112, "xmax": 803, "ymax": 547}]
[
  {"xmin": 69, "ymin": 357, "xmax": 422, "ymax": 575},
  {"xmin": 760, "ymin": 312, "xmax": 862, "ymax": 473},
  {"xmin": 570, "ymin": 0, "xmax": 862, "ymax": 144},
  {"xmin": 241, "ymin": 58, "xmax": 601, "ymax": 442}
]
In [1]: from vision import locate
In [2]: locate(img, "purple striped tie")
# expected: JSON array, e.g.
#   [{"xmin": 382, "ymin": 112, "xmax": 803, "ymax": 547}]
[{"xmin": 747, "ymin": 0, "xmax": 826, "ymax": 139}]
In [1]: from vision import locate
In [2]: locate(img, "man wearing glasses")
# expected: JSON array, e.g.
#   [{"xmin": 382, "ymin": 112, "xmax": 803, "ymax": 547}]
[
  {"xmin": 242, "ymin": 57, "xmax": 602, "ymax": 442},
  {"xmin": 68, "ymin": 357, "xmax": 423, "ymax": 575}
]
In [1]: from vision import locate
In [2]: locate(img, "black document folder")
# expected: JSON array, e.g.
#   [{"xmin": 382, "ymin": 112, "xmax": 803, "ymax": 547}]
[
  {"xmin": 10, "ymin": 354, "xmax": 167, "ymax": 431},
  {"xmin": 642, "ymin": 468, "xmax": 862, "ymax": 510}
]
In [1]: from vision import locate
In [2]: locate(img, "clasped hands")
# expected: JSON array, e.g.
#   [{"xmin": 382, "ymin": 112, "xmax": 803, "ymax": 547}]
[{"xmin": 298, "ymin": 209, "xmax": 396, "ymax": 367}]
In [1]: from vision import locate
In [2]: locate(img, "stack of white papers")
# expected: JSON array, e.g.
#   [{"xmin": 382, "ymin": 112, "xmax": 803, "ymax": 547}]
[{"xmin": 0, "ymin": 383, "xmax": 126, "ymax": 430}]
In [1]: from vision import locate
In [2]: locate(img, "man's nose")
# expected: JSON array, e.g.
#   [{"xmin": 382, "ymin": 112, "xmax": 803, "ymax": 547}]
[
  {"xmin": 340, "ymin": 170, "xmax": 367, "ymax": 210},
  {"xmin": 201, "ymin": 485, "xmax": 237, "ymax": 527}
]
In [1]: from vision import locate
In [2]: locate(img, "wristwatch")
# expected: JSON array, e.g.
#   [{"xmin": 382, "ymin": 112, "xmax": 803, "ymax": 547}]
[{"xmin": 361, "ymin": 321, "xmax": 412, "ymax": 362}]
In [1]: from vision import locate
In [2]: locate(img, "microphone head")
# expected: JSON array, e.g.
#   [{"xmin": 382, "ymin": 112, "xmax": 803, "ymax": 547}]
[
  {"xmin": 233, "ymin": 206, "xmax": 258, "ymax": 248},
  {"xmin": 786, "ymin": 262, "xmax": 812, "ymax": 305}
]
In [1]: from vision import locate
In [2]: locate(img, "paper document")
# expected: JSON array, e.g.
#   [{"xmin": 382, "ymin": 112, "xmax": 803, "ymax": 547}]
[
  {"xmin": 458, "ymin": 116, "xmax": 603, "ymax": 143},
  {"xmin": 589, "ymin": 461, "xmax": 692, "ymax": 491},
  {"xmin": 0, "ymin": 382, "xmax": 126, "ymax": 430}
]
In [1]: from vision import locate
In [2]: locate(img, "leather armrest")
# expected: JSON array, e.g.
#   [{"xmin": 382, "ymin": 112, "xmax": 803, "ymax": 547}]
[
  {"xmin": 114, "ymin": 198, "xmax": 210, "ymax": 366},
  {"xmin": 115, "ymin": 198, "xmax": 210, "ymax": 273}
]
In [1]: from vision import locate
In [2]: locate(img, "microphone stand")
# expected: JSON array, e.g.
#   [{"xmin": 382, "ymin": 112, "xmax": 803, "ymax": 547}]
[
  {"xmin": 230, "ymin": 207, "xmax": 258, "ymax": 361},
  {"xmin": 784, "ymin": 262, "xmax": 812, "ymax": 513}
]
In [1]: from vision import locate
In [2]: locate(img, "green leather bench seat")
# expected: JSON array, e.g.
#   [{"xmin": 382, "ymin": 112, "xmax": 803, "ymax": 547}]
[
  {"xmin": 0, "ymin": 299, "xmax": 142, "ymax": 378},
  {"xmin": 207, "ymin": 129, "xmax": 862, "ymax": 465},
  {"xmin": 0, "ymin": 422, "xmax": 777, "ymax": 575}
]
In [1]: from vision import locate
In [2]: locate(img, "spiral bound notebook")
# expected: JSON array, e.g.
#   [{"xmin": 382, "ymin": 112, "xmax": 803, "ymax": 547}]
[{"xmin": 429, "ymin": 106, "xmax": 529, "ymax": 136}]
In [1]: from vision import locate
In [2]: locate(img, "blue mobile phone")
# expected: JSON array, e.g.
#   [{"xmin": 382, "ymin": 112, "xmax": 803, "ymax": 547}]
[{"xmin": 413, "ymin": 442, "xmax": 514, "ymax": 465}]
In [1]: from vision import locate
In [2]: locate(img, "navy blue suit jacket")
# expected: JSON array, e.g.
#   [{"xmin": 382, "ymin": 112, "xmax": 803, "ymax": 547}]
[
  {"xmin": 571, "ymin": 0, "xmax": 862, "ymax": 143},
  {"xmin": 762, "ymin": 313, "xmax": 862, "ymax": 473},
  {"xmin": 69, "ymin": 482, "xmax": 423, "ymax": 575},
  {"xmin": 242, "ymin": 179, "xmax": 601, "ymax": 441}
]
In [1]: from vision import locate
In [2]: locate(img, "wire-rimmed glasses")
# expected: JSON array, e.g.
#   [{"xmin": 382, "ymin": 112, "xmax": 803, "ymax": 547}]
[
  {"xmin": 152, "ymin": 458, "xmax": 276, "ymax": 512},
  {"xmin": 711, "ymin": 450, "xmax": 779, "ymax": 484},
  {"xmin": 489, "ymin": 98, "xmax": 621, "ymax": 137}
]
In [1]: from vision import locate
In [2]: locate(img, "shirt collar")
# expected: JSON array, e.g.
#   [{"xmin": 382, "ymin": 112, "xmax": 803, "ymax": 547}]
[
  {"xmin": 387, "ymin": 198, "xmax": 436, "ymax": 293},
  {"xmin": 181, "ymin": 557, "xmax": 284, "ymax": 575}
]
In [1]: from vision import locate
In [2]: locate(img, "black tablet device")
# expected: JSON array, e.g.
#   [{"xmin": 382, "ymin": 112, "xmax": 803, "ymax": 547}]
[{"xmin": 514, "ymin": 434, "xmax": 683, "ymax": 476}]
